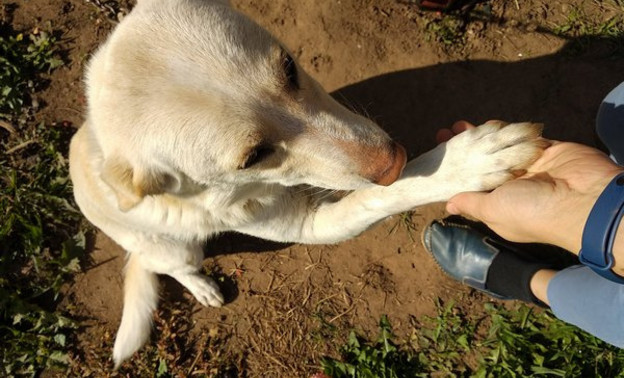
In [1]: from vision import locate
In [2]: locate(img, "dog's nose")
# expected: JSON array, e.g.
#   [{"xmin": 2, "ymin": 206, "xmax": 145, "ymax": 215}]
[{"xmin": 371, "ymin": 142, "xmax": 407, "ymax": 186}]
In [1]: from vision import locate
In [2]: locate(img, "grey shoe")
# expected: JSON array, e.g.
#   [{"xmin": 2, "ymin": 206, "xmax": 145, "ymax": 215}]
[
  {"xmin": 422, "ymin": 216, "xmax": 578, "ymax": 303},
  {"xmin": 422, "ymin": 216, "xmax": 508, "ymax": 299}
]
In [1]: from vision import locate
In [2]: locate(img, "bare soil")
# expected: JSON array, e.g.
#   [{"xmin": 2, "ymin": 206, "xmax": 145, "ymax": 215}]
[{"xmin": 9, "ymin": 0, "xmax": 624, "ymax": 376}]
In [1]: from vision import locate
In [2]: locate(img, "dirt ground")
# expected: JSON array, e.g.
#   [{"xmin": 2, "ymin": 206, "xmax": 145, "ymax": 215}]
[{"xmin": 8, "ymin": 0, "xmax": 624, "ymax": 376}]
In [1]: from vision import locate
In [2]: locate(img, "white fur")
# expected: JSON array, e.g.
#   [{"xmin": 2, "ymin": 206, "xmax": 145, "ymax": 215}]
[
  {"xmin": 69, "ymin": 0, "xmax": 545, "ymax": 368},
  {"xmin": 112, "ymin": 253, "xmax": 158, "ymax": 366}
]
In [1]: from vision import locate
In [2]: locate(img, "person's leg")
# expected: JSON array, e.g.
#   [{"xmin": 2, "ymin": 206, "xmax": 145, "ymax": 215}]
[
  {"xmin": 424, "ymin": 218, "xmax": 624, "ymax": 347},
  {"xmin": 423, "ymin": 216, "xmax": 572, "ymax": 306},
  {"xmin": 528, "ymin": 268, "xmax": 556, "ymax": 305},
  {"xmin": 596, "ymin": 81, "xmax": 624, "ymax": 163},
  {"xmin": 547, "ymin": 266, "xmax": 624, "ymax": 348}
]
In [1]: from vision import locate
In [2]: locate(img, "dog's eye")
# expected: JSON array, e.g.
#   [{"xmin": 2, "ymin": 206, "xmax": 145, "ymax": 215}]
[
  {"xmin": 282, "ymin": 53, "xmax": 299, "ymax": 90},
  {"xmin": 239, "ymin": 145, "xmax": 274, "ymax": 169}
]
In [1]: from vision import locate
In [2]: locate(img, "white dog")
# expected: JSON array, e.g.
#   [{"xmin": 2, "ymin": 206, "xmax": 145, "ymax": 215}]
[{"xmin": 69, "ymin": 0, "xmax": 545, "ymax": 367}]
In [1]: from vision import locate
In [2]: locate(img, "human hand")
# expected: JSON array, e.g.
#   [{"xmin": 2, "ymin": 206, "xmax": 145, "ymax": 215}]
[{"xmin": 442, "ymin": 121, "xmax": 624, "ymax": 257}]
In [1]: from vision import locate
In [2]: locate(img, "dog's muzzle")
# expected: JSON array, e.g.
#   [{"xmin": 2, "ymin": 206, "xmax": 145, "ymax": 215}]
[{"xmin": 370, "ymin": 142, "xmax": 407, "ymax": 186}]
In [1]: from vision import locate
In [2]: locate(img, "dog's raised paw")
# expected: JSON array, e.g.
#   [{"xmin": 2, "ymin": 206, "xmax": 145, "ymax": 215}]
[{"xmin": 443, "ymin": 121, "xmax": 547, "ymax": 192}]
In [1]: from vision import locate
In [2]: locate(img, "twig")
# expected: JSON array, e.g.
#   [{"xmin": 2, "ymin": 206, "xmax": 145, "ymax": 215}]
[
  {"xmin": 6, "ymin": 140, "xmax": 36, "ymax": 154},
  {"xmin": 58, "ymin": 106, "xmax": 83, "ymax": 115},
  {"xmin": 329, "ymin": 305, "xmax": 355, "ymax": 323},
  {"xmin": 315, "ymin": 293, "xmax": 338, "ymax": 307},
  {"xmin": 187, "ymin": 345, "xmax": 202, "ymax": 375},
  {"xmin": 0, "ymin": 120, "xmax": 16, "ymax": 134},
  {"xmin": 301, "ymin": 285, "xmax": 312, "ymax": 307},
  {"xmin": 265, "ymin": 270, "xmax": 276, "ymax": 293}
]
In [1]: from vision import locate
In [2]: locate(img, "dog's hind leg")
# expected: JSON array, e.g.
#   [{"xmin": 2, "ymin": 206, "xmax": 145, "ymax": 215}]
[
  {"xmin": 133, "ymin": 239, "xmax": 225, "ymax": 308},
  {"xmin": 112, "ymin": 236, "xmax": 223, "ymax": 367}
]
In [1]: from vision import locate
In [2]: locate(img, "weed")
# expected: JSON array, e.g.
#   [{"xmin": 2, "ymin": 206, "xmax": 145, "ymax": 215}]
[
  {"xmin": 322, "ymin": 315, "xmax": 422, "ymax": 378},
  {"xmin": 413, "ymin": 298, "xmax": 476, "ymax": 375},
  {"xmin": 312, "ymin": 312, "xmax": 340, "ymax": 343},
  {"xmin": 551, "ymin": 4, "xmax": 624, "ymax": 55},
  {"xmin": 323, "ymin": 301, "xmax": 624, "ymax": 378},
  {"xmin": 0, "ymin": 121, "xmax": 84, "ymax": 376},
  {"xmin": 477, "ymin": 303, "xmax": 624, "ymax": 377},
  {"xmin": 0, "ymin": 29, "xmax": 62, "ymax": 121},
  {"xmin": 85, "ymin": 0, "xmax": 133, "ymax": 22},
  {"xmin": 388, "ymin": 211, "xmax": 420, "ymax": 242},
  {"xmin": 0, "ymin": 27, "xmax": 83, "ymax": 376},
  {"xmin": 425, "ymin": 14, "xmax": 466, "ymax": 48}
]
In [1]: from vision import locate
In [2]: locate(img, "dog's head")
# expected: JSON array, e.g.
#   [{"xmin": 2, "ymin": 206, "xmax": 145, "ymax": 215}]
[{"xmin": 88, "ymin": 0, "xmax": 406, "ymax": 211}]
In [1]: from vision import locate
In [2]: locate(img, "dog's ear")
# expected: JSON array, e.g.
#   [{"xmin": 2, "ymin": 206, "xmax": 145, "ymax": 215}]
[{"xmin": 101, "ymin": 156, "xmax": 181, "ymax": 212}]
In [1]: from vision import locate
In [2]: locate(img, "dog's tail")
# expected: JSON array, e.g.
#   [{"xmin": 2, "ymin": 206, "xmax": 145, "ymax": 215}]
[{"xmin": 112, "ymin": 253, "xmax": 159, "ymax": 369}]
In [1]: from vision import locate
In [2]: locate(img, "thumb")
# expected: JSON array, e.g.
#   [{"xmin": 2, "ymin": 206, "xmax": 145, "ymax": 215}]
[{"xmin": 446, "ymin": 191, "xmax": 490, "ymax": 220}]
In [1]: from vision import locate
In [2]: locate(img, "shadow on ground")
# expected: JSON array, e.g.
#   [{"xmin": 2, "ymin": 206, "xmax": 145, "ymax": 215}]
[{"xmin": 334, "ymin": 35, "xmax": 624, "ymax": 159}]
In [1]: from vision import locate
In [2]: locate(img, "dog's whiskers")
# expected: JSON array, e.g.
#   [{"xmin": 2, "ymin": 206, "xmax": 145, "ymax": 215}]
[
  {"xmin": 294, "ymin": 185, "xmax": 318, "ymax": 195},
  {"xmin": 317, "ymin": 189, "xmax": 339, "ymax": 201}
]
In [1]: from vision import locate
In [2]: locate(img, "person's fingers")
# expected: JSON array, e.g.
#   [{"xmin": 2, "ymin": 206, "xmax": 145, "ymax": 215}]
[
  {"xmin": 446, "ymin": 191, "xmax": 490, "ymax": 220},
  {"xmin": 436, "ymin": 121, "xmax": 476, "ymax": 144},
  {"xmin": 451, "ymin": 120, "xmax": 474, "ymax": 133},
  {"xmin": 435, "ymin": 129, "xmax": 455, "ymax": 144},
  {"xmin": 451, "ymin": 120, "xmax": 474, "ymax": 134},
  {"xmin": 483, "ymin": 119, "xmax": 506, "ymax": 126}
]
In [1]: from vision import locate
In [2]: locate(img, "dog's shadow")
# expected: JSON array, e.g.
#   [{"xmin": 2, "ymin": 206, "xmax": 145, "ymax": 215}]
[{"xmin": 163, "ymin": 34, "xmax": 624, "ymax": 305}]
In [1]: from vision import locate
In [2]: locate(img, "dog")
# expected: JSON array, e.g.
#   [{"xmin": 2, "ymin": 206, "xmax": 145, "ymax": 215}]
[{"xmin": 69, "ymin": 0, "xmax": 546, "ymax": 367}]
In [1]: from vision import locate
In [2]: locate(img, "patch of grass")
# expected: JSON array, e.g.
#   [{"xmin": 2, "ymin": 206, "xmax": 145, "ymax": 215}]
[
  {"xmin": 412, "ymin": 298, "xmax": 476, "ymax": 375},
  {"xmin": 0, "ymin": 27, "xmax": 83, "ymax": 376},
  {"xmin": 425, "ymin": 14, "xmax": 466, "ymax": 48},
  {"xmin": 477, "ymin": 303, "xmax": 624, "ymax": 377},
  {"xmin": 550, "ymin": 4, "xmax": 624, "ymax": 55},
  {"xmin": 0, "ymin": 121, "xmax": 85, "ymax": 376},
  {"xmin": 388, "ymin": 211, "xmax": 420, "ymax": 242},
  {"xmin": 312, "ymin": 312, "xmax": 340, "ymax": 344},
  {"xmin": 322, "ymin": 301, "xmax": 624, "ymax": 377},
  {"xmin": 321, "ymin": 315, "xmax": 422, "ymax": 378},
  {"xmin": 0, "ymin": 29, "xmax": 62, "ymax": 121},
  {"xmin": 85, "ymin": 0, "xmax": 133, "ymax": 22}
]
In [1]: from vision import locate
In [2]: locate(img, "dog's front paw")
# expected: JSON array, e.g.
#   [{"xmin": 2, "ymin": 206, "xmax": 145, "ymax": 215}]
[
  {"xmin": 441, "ymin": 121, "xmax": 547, "ymax": 193},
  {"xmin": 183, "ymin": 274, "xmax": 224, "ymax": 307}
]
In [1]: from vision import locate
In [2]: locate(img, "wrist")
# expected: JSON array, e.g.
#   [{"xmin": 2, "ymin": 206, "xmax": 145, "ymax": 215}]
[
  {"xmin": 549, "ymin": 169, "xmax": 624, "ymax": 254},
  {"xmin": 578, "ymin": 171, "xmax": 624, "ymax": 281}
]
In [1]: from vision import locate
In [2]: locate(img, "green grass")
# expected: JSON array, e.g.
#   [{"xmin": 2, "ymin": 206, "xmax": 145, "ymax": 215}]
[
  {"xmin": 477, "ymin": 304, "xmax": 624, "ymax": 377},
  {"xmin": 413, "ymin": 299, "xmax": 476, "ymax": 375},
  {"xmin": 321, "ymin": 315, "xmax": 422, "ymax": 378},
  {"xmin": 388, "ymin": 211, "xmax": 420, "ymax": 242},
  {"xmin": 550, "ymin": 3, "xmax": 624, "ymax": 55},
  {"xmin": 0, "ymin": 30, "xmax": 62, "ymax": 121},
  {"xmin": 425, "ymin": 15, "xmax": 466, "ymax": 48},
  {"xmin": 0, "ymin": 27, "xmax": 84, "ymax": 376},
  {"xmin": 322, "ymin": 301, "xmax": 624, "ymax": 378}
]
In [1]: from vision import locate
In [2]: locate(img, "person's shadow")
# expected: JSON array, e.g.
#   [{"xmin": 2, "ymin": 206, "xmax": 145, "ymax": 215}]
[
  {"xmin": 197, "ymin": 34, "xmax": 624, "ymax": 303},
  {"xmin": 334, "ymin": 34, "xmax": 624, "ymax": 159}
]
